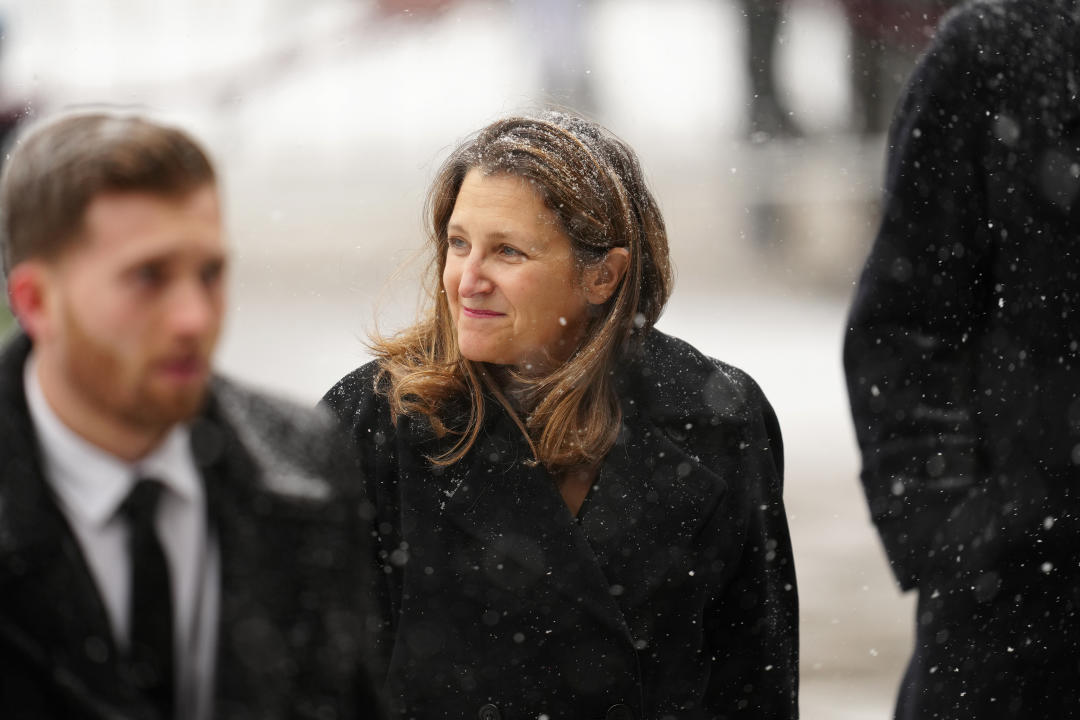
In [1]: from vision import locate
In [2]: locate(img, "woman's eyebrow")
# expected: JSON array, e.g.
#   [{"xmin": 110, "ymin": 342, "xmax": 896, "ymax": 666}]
[{"xmin": 447, "ymin": 222, "xmax": 518, "ymax": 242}]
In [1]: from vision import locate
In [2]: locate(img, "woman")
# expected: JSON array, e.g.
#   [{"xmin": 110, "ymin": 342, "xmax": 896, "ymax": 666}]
[{"xmin": 324, "ymin": 112, "xmax": 798, "ymax": 719}]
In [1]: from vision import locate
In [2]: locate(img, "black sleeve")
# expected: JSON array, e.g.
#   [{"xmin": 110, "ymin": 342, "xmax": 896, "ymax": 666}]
[
  {"xmin": 843, "ymin": 9, "xmax": 995, "ymax": 591},
  {"xmin": 703, "ymin": 378, "xmax": 798, "ymax": 718},
  {"xmin": 321, "ymin": 366, "xmax": 400, "ymax": 690}
]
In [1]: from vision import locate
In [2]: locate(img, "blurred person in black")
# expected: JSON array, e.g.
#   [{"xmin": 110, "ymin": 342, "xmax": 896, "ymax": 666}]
[
  {"xmin": 0, "ymin": 112, "xmax": 384, "ymax": 720},
  {"xmin": 841, "ymin": 0, "xmax": 958, "ymax": 135},
  {"xmin": 845, "ymin": 1, "xmax": 1080, "ymax": 716},
  {"xmin": 738, "ymin": 0, "xmax": 956, "ymax": 138},
  {"xmin": 738, "ymin": 0, "xmax": 801, "ymax": 138},
  {"xmin": 325, "ymin": 111, "xmax": 798, "ymax": 719}
]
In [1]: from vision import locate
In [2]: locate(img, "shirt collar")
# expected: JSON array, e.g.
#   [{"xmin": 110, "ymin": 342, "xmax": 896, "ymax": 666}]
[{"xmin": 24, "ymin": 352, "xmax": 198, "ymax": 528}]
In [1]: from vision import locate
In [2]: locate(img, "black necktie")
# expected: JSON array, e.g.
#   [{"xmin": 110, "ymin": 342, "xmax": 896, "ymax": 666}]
[{"xmin": 120, "ymin": 478, "xmax": 175, "ymax": 720}]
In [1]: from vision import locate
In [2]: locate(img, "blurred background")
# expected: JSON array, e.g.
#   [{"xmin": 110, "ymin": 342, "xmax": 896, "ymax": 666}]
[{"xmin": 0, "ymin": 0, "xmax": 959, "ymax": 716}]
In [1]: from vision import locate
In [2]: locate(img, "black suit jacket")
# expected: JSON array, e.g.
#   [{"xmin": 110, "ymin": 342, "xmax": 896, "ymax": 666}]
[
  {"xmin": 324, "ymin": 330, "xmax": 798, "ymax": 720},
  {"xmin": 0, "ymin": 332, "xmax": 385, "ymax": 720}
]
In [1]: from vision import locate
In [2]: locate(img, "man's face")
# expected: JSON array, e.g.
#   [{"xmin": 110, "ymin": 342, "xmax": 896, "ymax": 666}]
[{"xmin": 43, "ymin": 186, "xmax": 226, "ymax": 433}]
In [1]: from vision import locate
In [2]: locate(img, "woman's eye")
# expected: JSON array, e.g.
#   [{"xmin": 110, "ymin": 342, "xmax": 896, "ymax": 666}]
[
  {"xmin": 499, "ymin": 245, "xmax": 525, "ymax": 258},
  {"xmin": 448, "ymin": 237, "xmax": 468, "ymax": 251}
]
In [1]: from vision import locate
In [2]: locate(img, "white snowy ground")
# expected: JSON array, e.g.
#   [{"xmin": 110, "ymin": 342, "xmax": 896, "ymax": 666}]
[{"xmin": 0, "ymin": 0, "xmax": 917, "ymax": 716}]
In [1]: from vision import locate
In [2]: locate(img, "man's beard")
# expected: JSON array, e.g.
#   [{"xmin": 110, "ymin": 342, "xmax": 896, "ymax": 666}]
[{"xmin": 61, "ymin": 304, "xmax": 211, "ymax": 433}]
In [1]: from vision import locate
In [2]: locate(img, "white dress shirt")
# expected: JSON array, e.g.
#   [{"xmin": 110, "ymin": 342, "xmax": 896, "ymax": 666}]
[{"xmin": 25, "ymin": 353, "xmax": 220, "ymax": 720}]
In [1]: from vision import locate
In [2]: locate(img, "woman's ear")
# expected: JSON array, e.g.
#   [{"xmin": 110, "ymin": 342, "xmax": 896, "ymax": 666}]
[{"xmin": 583, "ymin": 247, "xmax": 630, "ymax": 304}]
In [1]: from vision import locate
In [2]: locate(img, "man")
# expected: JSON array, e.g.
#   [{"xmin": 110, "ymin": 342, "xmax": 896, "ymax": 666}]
[
  {"xmin": 845, "ymin": 1, "xmax": 1080, "ymax": 717},
  {"xmin": 0, "ymin": 112, "xmax": 383, "ymax": 719}
]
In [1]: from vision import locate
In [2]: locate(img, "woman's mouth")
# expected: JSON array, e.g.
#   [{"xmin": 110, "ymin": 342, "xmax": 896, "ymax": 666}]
[{"xmin": 462, "ymin": 307, "xmax": 505, "ymax": 318}]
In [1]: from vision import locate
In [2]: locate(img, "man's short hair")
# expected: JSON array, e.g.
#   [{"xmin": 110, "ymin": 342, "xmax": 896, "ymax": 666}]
[{"xmin": 0, "ymin": 112, "xmax": 216, "ymax": 277}]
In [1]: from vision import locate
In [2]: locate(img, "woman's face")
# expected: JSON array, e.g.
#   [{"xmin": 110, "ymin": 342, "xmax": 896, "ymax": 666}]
[{"xmin": 443, "ymin": 169, "xmax": 591, "ymax": 374}]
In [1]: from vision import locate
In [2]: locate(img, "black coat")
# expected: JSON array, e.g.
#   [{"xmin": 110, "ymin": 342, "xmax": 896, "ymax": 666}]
[
  {"xmin": 0, "ymin": 333, "xmax": 385, "ymax": 720},
  {"xmin": 844, "ymin": 1, "xmax": 1080, "ymax": 717},
  {"xmin": 324, "ymin": 329, "xmax": 798, "ymax": 720}
]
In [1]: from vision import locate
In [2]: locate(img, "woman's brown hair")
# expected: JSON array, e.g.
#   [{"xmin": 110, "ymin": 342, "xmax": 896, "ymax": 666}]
[{"xmin": 372, "ymin": 111, "xmax": 673, "ymax": 471}]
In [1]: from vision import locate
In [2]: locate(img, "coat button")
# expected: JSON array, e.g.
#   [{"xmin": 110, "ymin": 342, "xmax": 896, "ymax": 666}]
[
  {"xmin": 605, "ymin": 704, "xmax": 635, "ymax": 720},
  {"xmin": 477, "ymin": 703, "xmax": 502, "ymax": 720}
]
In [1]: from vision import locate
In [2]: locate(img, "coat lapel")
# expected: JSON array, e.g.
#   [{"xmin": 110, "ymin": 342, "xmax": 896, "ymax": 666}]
[
  {"xmin": 195, "ymin": 385, "xmax": 358, "ymax": 720},
  {"xmin": 580, "ymin": 330, "xmax": 739, "ymax": 608},
  {"xmin": 0, "ymin": 496, "xmax": 141, "ymax": 718},
  {"xmin": 0, "ymin": 333, "xmax": 153, "ymax": 720},
  {"xmin": 438, "ymin": 412, "xmax": 635, "ymax": 646},
  {"xmin": 582, "ymin": 415, "xmax": 729, "ymax": 609},
  {"xmin": 192, "ymin": 397, "xmax": 294, "ymax": 720}
]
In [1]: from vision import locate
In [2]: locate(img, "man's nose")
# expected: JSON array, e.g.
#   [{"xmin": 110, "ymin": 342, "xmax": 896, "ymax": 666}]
[{"xmin": 167, "ymin": 277, "xmax": 221, "ymax": 337}]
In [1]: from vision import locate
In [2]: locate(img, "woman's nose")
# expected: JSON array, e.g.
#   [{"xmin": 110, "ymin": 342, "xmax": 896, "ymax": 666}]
[{"xmin": 458, "ymin": 256, "xmax": 493, "ymax": 297}]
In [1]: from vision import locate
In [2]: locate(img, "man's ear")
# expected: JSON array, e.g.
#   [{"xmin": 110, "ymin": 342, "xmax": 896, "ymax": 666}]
[
  {"xmin": 7, "ymin": 261, "xmax": 55, "ymax": 341},
  {"xmin": 583, "ymin": 247, "xmax": 630, "ymax": 305}
]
